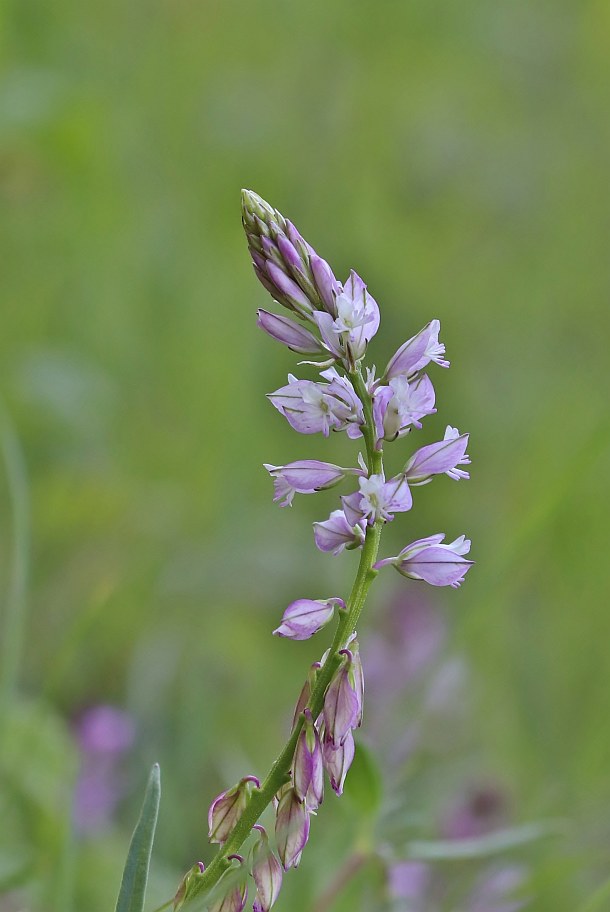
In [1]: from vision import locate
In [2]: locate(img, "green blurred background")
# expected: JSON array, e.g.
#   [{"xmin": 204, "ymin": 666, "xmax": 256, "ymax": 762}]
[{"xmin": 1, "ymin": 0, "xmax": 610, "ymax": 909}]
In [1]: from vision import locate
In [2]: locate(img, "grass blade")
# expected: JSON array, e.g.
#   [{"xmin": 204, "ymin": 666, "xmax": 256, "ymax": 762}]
[{"xmin": 115, "ymin": 763, "xmax": 161, "ymax": 912}]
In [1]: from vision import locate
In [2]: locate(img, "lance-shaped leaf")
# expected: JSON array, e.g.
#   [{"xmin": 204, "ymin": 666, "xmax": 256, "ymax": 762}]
[{"xmin": 115, "ymin": 763, "xmax": 161, "ymax": 912}]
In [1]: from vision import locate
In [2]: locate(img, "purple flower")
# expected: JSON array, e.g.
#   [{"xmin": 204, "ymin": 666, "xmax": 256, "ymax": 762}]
[
  {"xmin": 208, "ymin": 776, "xmax": 260, "ymax": 844},
  {"xmin": 292, "ymin": 709, "xmax": 324, "ymax": 810},
  {"xmin": 313, "ymin": 509, "xmax": 366, "ymax": 555},
  {"xmin": 385, "ymin": 319, "xmax": 449, "ymax": 381},
  {"xmin": 375, "ymin": 534, "xmax": 473, "ymax": 588},
  {"xmin": 268, "ymin": 375, "xmax": 360, "ymax": 437},
  {"xmin": 275, "ymin": 787, "xmax": 311, "ymax": 870},
  {"xmin": 405, "ymin": 426, "xmax": 470, "ymax": 485},
  {"xmin": 323, "ymin": 650, "xmax": 361, "ymax": 747},
  {"xmin": 273, "ymin": 597, "xmax": 344, "ymax": 640},
  {"xmin": 319, "ymin": 367, "xmax": 365, "ymax": 437},
  {"xmin": 373, "ymin": 375, "xmax": 437, "ymax": 442},
  {"xmin": 314, "ymin": 271, "xmax": 380, "ymax": 368},
  {"xmin": 264, "ymin": 460, "xmax": 355, "ymax": 507},
  {"xmin": 251, "ymin": 825, "xmax": 283, "ymax": 912},
  {"xmin": 322, "ymin": 726, "xmax": 355, "ymax": 795},
  {"xmin": 257, "ymin": 310, "xmax": 323, "ymax": 354},
  {"xmin": 356, "ymin": 473, "xmax": 413, "ymax": 524}
]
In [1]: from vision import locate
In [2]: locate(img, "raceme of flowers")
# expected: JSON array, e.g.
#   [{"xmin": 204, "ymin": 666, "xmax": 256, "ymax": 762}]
[{"xmin": 174, "ymin": 191, "xmax": 473, "ymax": 911}]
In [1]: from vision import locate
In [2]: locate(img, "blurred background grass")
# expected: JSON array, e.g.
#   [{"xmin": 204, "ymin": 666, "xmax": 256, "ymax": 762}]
[{"xmin": 1, "ymin": 0, "xmax": 609, "ymax": 909}]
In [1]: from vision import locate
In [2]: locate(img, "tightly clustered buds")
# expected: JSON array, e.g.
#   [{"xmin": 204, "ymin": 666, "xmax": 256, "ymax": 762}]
[{"xmin": 186, "ymin": 192, "xmax": 473, "ymax": 910}]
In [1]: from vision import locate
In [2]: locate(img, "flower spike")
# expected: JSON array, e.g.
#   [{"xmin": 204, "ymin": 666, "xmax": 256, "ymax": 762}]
[{"xmin": 176, "ymin": 190, "xmax": 473, "ymax": 910}]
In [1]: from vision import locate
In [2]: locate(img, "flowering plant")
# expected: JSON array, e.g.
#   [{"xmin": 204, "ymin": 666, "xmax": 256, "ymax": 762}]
[{"xmin": 115, "ymin": 191, "xmax": 473, "ymax": 912}]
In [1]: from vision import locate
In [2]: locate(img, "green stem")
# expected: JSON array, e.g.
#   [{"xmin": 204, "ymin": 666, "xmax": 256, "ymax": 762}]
[{"xmin": 186, "ymin": 367, "xmax": 383, "ymax": 906}]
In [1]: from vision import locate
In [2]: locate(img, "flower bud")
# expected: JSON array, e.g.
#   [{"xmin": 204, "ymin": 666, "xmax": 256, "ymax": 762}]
[
  {"xmin": 275, "ymin": 788, "xmax": 310, "ymax": 870},
  {"xmin": 323, "ymin": 652, "xmax": 360, "ymax": 748},
  {"xmin": 208, "ymin": 856, "xmax": 248, "ymax": 912},
  {"xmin": 347, "ymin": 637, "xmax": 364, "ymax": 728},
  {"xmin": 242, "ymin": 189, "xmax": 340, "ymax": 320},
  {"xmin": 251, "ymin": 825, "xmax": 283, "ymax": 911},
  {"xmin": 293, "ymin": 709, "xmax": 324, "ymax": 810},
  {"xmin": 173, "ymin": 862, "xmax": 205, "ymax": 910},
  {"xmin": 292, "ymin": 662, "xmax": 321, "ymax": 730},
  {"xmin": 257, "ymin": 310, "xmax": 323, "ymax": 354},
  {"xmin": 266, "ymin": 262, "xmax": 316, "ymax": 318},
  {"xmin": 322, "ymin": 727, "xmax": 355, "ymax": 796},
  {"xmin": 208, "ymin": 776, "xmax": 260, "ymax": 844},
  {"xmin": 310, "ymin": 254, "xmax": 341, "ymax": 316},
  {"xmin": 273, "ymin": 597, "xmax": 343, "ymax": 641}
]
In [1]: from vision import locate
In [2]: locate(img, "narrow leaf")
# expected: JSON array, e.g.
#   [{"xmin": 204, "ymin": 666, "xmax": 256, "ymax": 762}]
[
  {"xmin": 115, "ymin": 763, "xmax": 161, "ymax": 912},
  {"xmin": 406, "ymin": 820, "xmax": 566, "ymax": 860}
]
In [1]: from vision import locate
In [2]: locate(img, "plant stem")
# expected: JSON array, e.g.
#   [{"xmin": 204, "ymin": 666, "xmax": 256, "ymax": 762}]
[{"xmin": 186, "ymin": 367, "xmax": 383, "ymax": 906}]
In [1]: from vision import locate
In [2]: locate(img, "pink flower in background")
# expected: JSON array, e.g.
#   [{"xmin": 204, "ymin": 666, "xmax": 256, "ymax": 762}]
[{"xmin": 73, "ymin": 705, "xmax": 135, "ymax": 835}]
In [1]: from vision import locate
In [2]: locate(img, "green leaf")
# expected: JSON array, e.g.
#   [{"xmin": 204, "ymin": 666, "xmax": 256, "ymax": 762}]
[{"xmin": 115, "ymin": 763, "xmax": 161, "ymax": 912}]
